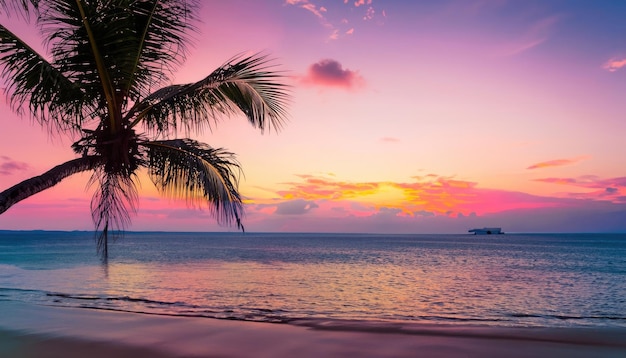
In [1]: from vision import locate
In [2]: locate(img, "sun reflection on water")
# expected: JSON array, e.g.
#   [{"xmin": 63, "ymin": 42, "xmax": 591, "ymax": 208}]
[{"xmin": 2, "ymin": 233, "xmax": 624, "ymax": 328}]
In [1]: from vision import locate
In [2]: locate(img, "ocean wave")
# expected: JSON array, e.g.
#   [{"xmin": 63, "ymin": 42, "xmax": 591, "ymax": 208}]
[
  {"xmin": 40, "ymin": 290, "xmax": 295, "ymax": 323},
  {"xmin": 508, "ymin": 312, "xmax": 626, "ymax": 321},
  {"xmin": 46, "ymin": 292, "xmax": 188, "ymax": 307},
  {"xmin": 3, "ymin": 288, "xmax": 516, "ymax": 326},
  {"xmin": 2, "ymin": 285, "xmax": 626, "ymax": 330},
  {"xmin": 288, "ymin": 318, "xmax": 626, "ymax": 348}
]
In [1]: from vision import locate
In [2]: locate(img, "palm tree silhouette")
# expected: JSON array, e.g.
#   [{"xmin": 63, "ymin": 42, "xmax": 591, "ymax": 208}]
[{"xmin": 0, "ymin": 1, "xmax": 289, "ymax": 258}]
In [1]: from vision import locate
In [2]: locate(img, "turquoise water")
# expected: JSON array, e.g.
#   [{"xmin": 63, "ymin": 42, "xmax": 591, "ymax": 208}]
[{"xmin": 0, "ymin": 231, "xmax": 625, "ymax": 328}]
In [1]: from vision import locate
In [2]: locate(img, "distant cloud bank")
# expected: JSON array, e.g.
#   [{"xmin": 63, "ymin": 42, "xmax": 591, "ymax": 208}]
[
  {"xmin": 232, "ymin": 172, "xmax": 626, "ymax": 234},
  {"xmin": 533, "ymin": 175, "xmax": 626, "ymax": 203}
]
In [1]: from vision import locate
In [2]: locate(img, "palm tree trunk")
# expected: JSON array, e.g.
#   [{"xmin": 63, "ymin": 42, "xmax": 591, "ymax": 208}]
[{"xmin": 0, "ymin": 156, "xmax": 102, "ymax": 214}]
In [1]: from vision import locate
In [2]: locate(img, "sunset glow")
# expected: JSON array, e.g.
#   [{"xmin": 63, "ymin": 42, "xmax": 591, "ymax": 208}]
[{"xmin": 1, "ymin": 1, "xmax": 625, "ymax": 233}]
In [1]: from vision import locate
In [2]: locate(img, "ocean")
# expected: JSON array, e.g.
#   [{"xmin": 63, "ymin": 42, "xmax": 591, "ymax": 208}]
[{"xmin": 1, "ymin": 231, "xmax": 625, "ymax": 329}]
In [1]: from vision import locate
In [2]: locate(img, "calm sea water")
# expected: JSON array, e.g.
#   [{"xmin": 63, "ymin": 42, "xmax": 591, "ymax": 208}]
[{"xmin": 0, "ymin": 231, "xmax": 625, "ymax": 328}]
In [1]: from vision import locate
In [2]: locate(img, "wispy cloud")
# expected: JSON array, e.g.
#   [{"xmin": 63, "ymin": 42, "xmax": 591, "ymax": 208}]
[
  {"xmin": 285, "ymin": 0, "xmax": 328, "ymax": 25},
  {"xmin": 300, "ymin": 59, "xmax": 365, "ymax": 89},
  {"xmin": 353, "ymin": 0, "xmax": 372, "ymax": 7},
  {"xmin": 0, "ymin": 156, "xmax": 29, "ymax": 175},
  {"xmin": 533, "ymin": 175, "xmax": 626, "ymax": 203},
  {"xmin": 534, "ymin": 175, "xmax": 626, "ymax": 189},
  {"xmin": 527, "ymin": 156, "xmax": 589, "ymax": 170},
  {"xmin": 380, "ymin": 137, "xmax": 400, "ymax": 143},
  {"xmin": 301, "ymin": 2, "xmax": 326, "ymax": 18},
  {"xmin": 603, "ymin": 57, "xmax": 626, "ymax": 72},
  {"xmin": 500, "ymin": 15, "xmax": 560, "ymax": 56},
  {"xmin": 285, "ymin": 0, "xmax": 385, "ymax": 40},
  {"xmin": 443, "ymin": 0, "xmax": 508, "ymax": 16},
  {"xmin": 363, "ymin": 6, "xmax": 375, "ymax": 20}
]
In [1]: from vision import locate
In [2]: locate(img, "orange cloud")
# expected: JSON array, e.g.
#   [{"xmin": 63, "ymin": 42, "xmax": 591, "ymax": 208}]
[
  {"xmin": 527, "ymin": 156, "xmax": 588, "ymax": 170},
  {"xmin": 300, "ymin": 59, "xmax": 365, "ymax": 89},
  {"xmin": 277, "ymin": 175, "xmax": 380, "ymax": 200},
  {"xmin": 265, "ymin": 174, "xmax": 565, "ymax": 219},
  {"xmin": 258, "ymin": 172, "xmax": 626, "ymax": 225},
  {"xmin": 532, "ymin": 177, "xmax": 578, "ymax": 185},
  {"xmin": 603, "ymin": 57, "xmax": 626, "ymax": 72}
]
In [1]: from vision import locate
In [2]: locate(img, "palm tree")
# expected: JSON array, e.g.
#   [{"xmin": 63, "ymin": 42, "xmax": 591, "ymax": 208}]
[{"xmin": 0, "ymin": 0, "xmax": 289, "ymax": 258}]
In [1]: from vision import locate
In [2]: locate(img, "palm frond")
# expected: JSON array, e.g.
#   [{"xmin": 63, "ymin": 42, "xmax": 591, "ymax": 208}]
[
  {"xmin": 122, "ymin": 0, "xmax": 198, "ymax": 100},
  {"xmin": 0, "ymin": 155, "xmax": 102, "ymax": 215},
  {"xmin": 0, "ymin": 23, "xmax": 87, "ymax": 131},
  {"xmin": 88, "ymin": 168, "xmax": 139, "ymax": 257},
  {"xmin": 142, "ymin": 139, "xmax": 244, "ymax": 230},
  {"xmin": 0, "ymin": 0, "xmax": 38, "ymax": 17},
  {"xmin": 38, "ymin": 0, "xmax": 197, "ymax": 111},
  {"xmin": 72, "ymin": 0, "xmax": 120, "ymax": 131},
  {"xmin": 128, "ymin": 53, "xmax": 290, "ymax": 136},
  {"xmin": 0, "ymin": 1, "xmax": 292, "ymax": 257}
]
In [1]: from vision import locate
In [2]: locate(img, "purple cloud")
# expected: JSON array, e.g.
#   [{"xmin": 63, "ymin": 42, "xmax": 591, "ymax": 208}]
[
  {"xmin": 301, "ymin": 59, "xmax": 365, "ymax": 89},
  {"xmin": 275, "ymin": 199, "xmax": 319, "ymax": 215},
  {"xmin": 0, "ymin": 156, "xmax": 29, "ymax": 175}
]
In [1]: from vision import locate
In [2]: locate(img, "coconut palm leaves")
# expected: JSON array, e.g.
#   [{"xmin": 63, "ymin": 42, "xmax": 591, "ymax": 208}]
[
  {"xmin": 130, "ymin": 54, "xmax": 290, "ymax": 135},
  {"xmin": 0, "ymin": 0, "xmax": 290, "ymax": 258},
  {"xmin": 144, "ymin": 139, "xmax": 244, "ymax": 228},
  {"xmin": 0, "ymin": 23, "xmax": 85, "ymax": 130}
]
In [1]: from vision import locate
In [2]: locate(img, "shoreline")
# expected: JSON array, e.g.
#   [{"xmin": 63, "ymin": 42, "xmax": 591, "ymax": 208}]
[{"xmin": 1, "ymin": 301, "xmax": 626, "ymax": 357}]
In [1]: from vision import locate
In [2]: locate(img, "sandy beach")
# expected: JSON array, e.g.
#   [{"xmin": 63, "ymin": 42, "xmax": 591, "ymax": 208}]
[{"xmin": 1, "ymin": 301, "xmax": 625, "ymax": 358}]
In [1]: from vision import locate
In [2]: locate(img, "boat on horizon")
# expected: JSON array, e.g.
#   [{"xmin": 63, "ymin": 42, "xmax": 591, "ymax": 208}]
[{"xmin": 468, "ymin": 227, "xmax": 504, "ymax": 235}]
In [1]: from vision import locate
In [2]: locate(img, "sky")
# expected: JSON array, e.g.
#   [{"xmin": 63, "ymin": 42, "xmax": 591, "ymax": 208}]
[{"xmin": 1, "ymin": 0, "xmax": 626, "ymax": 233}]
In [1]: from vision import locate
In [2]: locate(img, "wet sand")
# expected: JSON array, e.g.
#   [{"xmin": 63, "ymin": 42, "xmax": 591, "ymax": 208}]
[{"xmin": 1, "ymin": 301, "xmax": 625, "ymax": 358}]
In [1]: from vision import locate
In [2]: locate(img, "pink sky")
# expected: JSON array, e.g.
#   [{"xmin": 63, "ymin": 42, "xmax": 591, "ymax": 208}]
[{"xmin": 1, "ymin": 1, "xmax": 626, "ymax": 233}]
